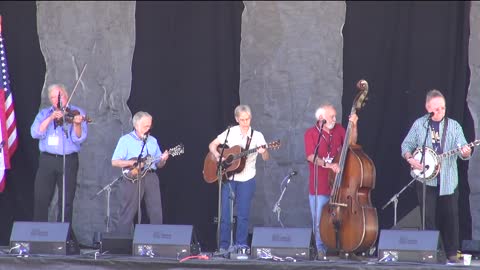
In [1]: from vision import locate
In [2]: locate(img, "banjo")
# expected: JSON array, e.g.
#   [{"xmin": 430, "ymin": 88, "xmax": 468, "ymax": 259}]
[{"xmin": 411, "ymin": 139, "xmax": 480, "ymax": 181}]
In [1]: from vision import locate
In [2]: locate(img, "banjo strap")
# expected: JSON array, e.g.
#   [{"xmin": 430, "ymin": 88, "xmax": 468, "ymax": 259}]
[{"xmin": 440, "ymin": 117, "xmax": 448, "ymax": 153}]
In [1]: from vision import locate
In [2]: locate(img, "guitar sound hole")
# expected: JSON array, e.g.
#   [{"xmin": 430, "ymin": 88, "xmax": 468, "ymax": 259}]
[{"xmin": 224, "ymin": 156, "xmax": 234, "ymax": 164}]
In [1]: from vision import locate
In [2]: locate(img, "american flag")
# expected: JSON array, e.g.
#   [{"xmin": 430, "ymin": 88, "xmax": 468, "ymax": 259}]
[{"xmin": 0, "ymin": 16, "xmax": 18, "ymax": 192}]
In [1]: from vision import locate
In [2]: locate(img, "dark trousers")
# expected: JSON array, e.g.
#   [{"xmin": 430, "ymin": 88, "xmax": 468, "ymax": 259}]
[
  {"xmin": 115, "ymin": 172, "xmax": 163, "ymax": 234},
  {"xmin": 416, "ymin": 181, "xmax": 459, "ymax": 257},
  {"xmin": 33, "ymin": 152, "xmax": 79, "ymax": 223}
]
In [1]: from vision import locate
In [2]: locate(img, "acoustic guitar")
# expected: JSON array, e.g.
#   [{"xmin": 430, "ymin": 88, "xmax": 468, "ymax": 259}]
[
  {"xmin": 122, "ymin": 143, "xmax": 184, "ymax": 182},
  {"xmin": 202, "ymin": 140, "xmax": 281, "ymax": 183}
]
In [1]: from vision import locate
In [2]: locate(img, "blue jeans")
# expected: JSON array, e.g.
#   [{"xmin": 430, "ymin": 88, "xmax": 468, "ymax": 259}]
[
  {"xmin": 220, "ymin": 179, "xmax": 256, "ymax": 249},
  {"xmin": 309, "ymin": 194, "xmax": 330, "ymax": 252}
]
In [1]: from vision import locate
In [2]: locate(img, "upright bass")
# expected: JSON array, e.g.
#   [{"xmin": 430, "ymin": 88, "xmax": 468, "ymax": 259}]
[{"xmin": 320, "ymin": 80, "xmax": 378, "ymax": 253}]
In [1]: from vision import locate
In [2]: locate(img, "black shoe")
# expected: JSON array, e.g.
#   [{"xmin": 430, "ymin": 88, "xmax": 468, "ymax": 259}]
[{"xmin": 447, "ymin": 255, "xmax": 460, "ymax": 264}]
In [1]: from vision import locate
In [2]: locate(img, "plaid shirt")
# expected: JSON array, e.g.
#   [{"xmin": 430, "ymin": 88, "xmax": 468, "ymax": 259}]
[{"xmin": 401, "ymin": 114, "xmax": 470, "ymax": 195}]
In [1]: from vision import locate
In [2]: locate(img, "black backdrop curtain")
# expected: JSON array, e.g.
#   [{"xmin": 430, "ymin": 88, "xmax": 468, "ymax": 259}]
[
  {"xmin": 343, "ymin": 1, "xmax": 473, "ymax": 242},
  {"xmin": 0, "ymin": 1, "xmax": 45, "ymax": 244},
  {"xmin": 129, "ymin": 1, "xmax": 243, "ymax": 250}
]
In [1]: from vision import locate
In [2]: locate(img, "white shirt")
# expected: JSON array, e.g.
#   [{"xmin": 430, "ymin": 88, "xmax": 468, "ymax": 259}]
[{"xmin": 216, "ymin": 125, "xmax": 267, "ymax": 182}]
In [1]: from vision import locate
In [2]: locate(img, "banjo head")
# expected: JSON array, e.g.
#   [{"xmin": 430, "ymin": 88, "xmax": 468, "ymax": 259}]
[{"xmin": 411, "ymin": 147, "xmax": 440, "ymax": 181}]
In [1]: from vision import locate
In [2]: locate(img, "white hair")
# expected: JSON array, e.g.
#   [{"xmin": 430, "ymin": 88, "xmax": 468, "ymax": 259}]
[
  {"xmin": 315, "ymin": 107, "xmax": 325, "ymax": 120},
  {"xmin": 314, "ymin": 103, "xmax": 334, "ymax": 120}
]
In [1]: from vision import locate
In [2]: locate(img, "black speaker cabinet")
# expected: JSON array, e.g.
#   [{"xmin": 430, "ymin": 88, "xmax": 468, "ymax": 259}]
[
  {"xmin": 100, "ymin": 232, "xmax": 133, "ymax": 255},
  {"xmin": 251, "ymin": 227, "xmax": 313, "ymax": 260},
  {"xmin": 9, "ymin": 221, "xmax": 71, "ymax": 255},
  {"xmin": 132, "ymin": 224, "xmax": 194, "ymax": 258},
  {"xmin": 462, "ymin": 240, "xmax": 480, "ymax": 256},
  {"xmin": 378, "ymin": 229, "xmax": 443, "ymax": 263}
]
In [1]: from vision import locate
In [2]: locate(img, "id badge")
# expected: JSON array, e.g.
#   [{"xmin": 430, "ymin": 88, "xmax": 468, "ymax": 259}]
[{"xmin": 48, "ymin": 134, "xmax": 59, "ymax": 146}]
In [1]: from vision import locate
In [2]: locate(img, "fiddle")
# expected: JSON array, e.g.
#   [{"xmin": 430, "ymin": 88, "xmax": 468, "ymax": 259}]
[
  {"xmin": 54, "ymin": 107, "xmax": 92, "ymax": 126},
  {"xmin": 53, "ymin": 63, "xmax": 92, "ymax": 127}
]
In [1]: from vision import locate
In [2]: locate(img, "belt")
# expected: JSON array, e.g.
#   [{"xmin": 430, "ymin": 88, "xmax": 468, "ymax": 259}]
[
  {"xmin": 42, "ymin": 152, "xmax": 78, "ymax": 158},
  {"xmin": 145, "ymin": 169, "xmax": 156, "ymax": 173}
]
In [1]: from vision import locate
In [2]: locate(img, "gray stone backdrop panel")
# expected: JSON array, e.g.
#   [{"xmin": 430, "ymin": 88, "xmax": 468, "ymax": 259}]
[
  {"xmin": 36, "ymin": 1, "xmax": 136, "ymax": 245},
  {"xmin": 468, "ymin": 1, "xmax": 480, "ymax": 240},
  {"xmin": 240, "ymin": 1, "xmax": 345, "ymax": 230}
]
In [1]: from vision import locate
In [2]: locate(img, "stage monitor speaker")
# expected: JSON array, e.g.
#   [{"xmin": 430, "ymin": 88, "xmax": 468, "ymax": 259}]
[
  {"xmin": 378, "ymin": 229, "xmax": 443, "ymax": 263},
  {"xmin": 462, "ymin": 240, "xmax": 480, "ymax": 256},
  {"xmin": 132, "ymin": 224, "xmax": 194, "ymax": 258},
  {"xmin": 9, "ymin": 221, "xmax": 71, "ymax": 255},
  {"xmin": 100, "ymin": 232, "xmax": 133, "ymax": 255},
  {"xmin": 391, "ymin": 206, "xmax": 421, "ymax": 230},
  {"xmin": 251, "ymin": 227, "xmax": 313, "ymax": 260}
]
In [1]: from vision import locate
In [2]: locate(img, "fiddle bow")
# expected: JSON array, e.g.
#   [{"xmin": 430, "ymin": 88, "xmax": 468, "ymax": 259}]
[{"xmin": 54, "ymin": 63, "xmax": 92, "ymax": 126}]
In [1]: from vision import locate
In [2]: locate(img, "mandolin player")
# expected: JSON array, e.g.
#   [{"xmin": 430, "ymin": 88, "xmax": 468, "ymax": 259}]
[
  {"xmin": 111, "ymin": 111, "xmax": 169, "ymax": 234},
  {"xmin": 401, "ymin": 89, "xmax": 472, "ymax": 264}
]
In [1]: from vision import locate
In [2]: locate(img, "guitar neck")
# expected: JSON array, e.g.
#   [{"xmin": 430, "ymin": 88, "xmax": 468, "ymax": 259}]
[{"xmin": 233, "ymin": 145, "xmax": 265, "ymax": 160}]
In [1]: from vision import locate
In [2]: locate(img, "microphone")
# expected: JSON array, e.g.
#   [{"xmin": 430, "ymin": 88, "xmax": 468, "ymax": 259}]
[
  {"xmin": 316, "ymin": 119, "xmax": 326, "ymax": 129},
  {"xmin": 142, "ymin": 129, "xmax": 151, "ymax": 141},
  {"xmin": 289, "ymin": 170, "xmax": 297, "ymax": 177},
  {"xmin": 57, "ymin": 92, "xmax": 61, "ymax": 109},
  {"xmin": 428, "ymin": 112, "xmax": 434, "ymax": 119}
]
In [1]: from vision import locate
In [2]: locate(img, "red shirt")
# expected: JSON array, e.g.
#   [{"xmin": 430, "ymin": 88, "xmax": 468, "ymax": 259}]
[{"xmin": 304, "ymin": 122, "xmax": 346, "ymax": 195}]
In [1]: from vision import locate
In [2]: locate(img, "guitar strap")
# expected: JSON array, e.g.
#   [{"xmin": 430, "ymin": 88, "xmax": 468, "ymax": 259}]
[
  {"xmin": 437, "ymin": 117, "xmax": 448, "ymax": 188},
  {"xmin": 245, "ymin": 128, "xmax": 254, "ymax": 150},
  {"xmin": 230, "ymin": 129, "xmax": 254, "ymax": 181}
]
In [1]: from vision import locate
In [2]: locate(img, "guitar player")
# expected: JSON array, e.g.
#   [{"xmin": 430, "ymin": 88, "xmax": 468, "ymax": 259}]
[
  {"xmin": 401, "ymin": 89, "xmax": 472, "ymax": 264},
  {"xmin": 111, "ymin": 111, "xmax": 169, "ymax": 234},
  {"xmin": 208, "ymin": 104, "xmax": 270, "ymax": 254}
]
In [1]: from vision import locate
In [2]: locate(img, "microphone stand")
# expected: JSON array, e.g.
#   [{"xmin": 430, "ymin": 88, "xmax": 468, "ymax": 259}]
[
  {"xmin": 419, "ymin": 116, "xmax": 431, "ymax": 230},
  {"xmin": 382, "ymin": 177, "xmax": 417, "ymax": 226},
  {"xmin": 91, "ymin": 175, "xmax": 123, "ymax": 233},
  {"xmin": 312, "ymin": 120, "xmax": 325, "ymax": 248},
  {"xmin": 136, "ymin": 136, "xmax": 148, "ymax": 226},
  {"xmin": 61, "ymin": 104, "xmax": 68, "ymax": 223},
  {"xmin": 273, "ymin": 172, "xmax": 296, "ymax": 228},
  {"xmin": 216, "ymin": 126, "xmax": 231, "ymax": 252}
]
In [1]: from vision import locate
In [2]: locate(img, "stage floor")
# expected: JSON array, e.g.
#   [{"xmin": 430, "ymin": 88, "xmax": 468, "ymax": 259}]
[{"xmin": 0, "ymin": 248, "xmax": 478, "ymax": 270}]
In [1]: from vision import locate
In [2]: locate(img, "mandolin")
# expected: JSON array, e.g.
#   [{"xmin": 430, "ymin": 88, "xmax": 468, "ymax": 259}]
[{"xmin": 122, "ymin": 143, "xmax": 184, "ymax": 182}]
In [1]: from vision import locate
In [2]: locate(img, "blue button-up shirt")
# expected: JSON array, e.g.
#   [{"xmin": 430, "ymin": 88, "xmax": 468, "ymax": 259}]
[
  {"xmin": 30, "ymin": 105, "xmax": 88, "ymax": 154},
  {"xmin": 112, "ymin": 131, "xmax": 163, "ymax": 170}
]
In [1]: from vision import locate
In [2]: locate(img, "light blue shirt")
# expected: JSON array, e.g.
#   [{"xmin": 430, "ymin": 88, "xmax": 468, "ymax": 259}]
[
  {"xmin": 401, "ymin": 114, "xmax": 470, "ymax": 195},
  {"xmin": 30, "ymin": 105, "xmax": 88, "ymax": 154},
  {"xmin": 112, "ymin": 131, "xmax": 163, "ymax": 170}
]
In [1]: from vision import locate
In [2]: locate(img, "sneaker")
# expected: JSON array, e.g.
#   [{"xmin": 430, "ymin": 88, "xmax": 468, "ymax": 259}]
[{"xmin": 214, "ymin": 248, "xmax": 229, "ymax": 256}]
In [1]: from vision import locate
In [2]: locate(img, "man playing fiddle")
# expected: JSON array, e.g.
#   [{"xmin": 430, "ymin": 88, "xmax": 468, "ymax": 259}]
[{"xmin": 30, "ymin": 83, "xmax": 88, "ymax": 241}]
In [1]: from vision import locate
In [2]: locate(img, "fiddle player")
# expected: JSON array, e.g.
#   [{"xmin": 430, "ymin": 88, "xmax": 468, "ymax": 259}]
[
  {"xmin": 30, "ymin": 83, "xmax": 88, "ymax": 246},
  {"xmin": 111, "ymin": 111, "xmax": 169, "ymax": 234},
  {"xmin": 401, "ymin": 89, "xmax": 471, "ymax": 264},
  {"xmin": 304, "ymin": 103, "xmax": 357, "ymax": 260}
]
